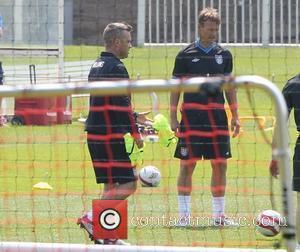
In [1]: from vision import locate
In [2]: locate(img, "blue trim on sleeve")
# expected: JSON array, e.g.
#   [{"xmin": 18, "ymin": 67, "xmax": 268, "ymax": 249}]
[{"xmin": 0, "ymin": 15, "xmax": 3, "ymax": 27}]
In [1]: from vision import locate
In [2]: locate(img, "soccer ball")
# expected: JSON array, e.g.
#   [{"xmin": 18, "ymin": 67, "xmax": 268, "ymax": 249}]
[
  {"xmin": 256, "ymin": 210, "xmax": 283, "ymax": 237},
  {"xmin": 138, "ymin": 165, "xmax": 161, "ymax": 187}
]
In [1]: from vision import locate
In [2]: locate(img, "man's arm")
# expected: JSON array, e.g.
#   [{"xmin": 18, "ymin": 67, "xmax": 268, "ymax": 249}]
[
  {"xmin": 0, "ymin": 16, "xmax": 3, "ymax": 38},
  {"xmin": 134, "ymin": 111, "xmax": 153, "ymax": 126},
  {"xmin": 170, "ymin": 92, "xmax": 180, "ymax": 132},
  {"xmin": 269, "ymin": 137, "xmax": 279, "ymax": 178},
  {"xmin": 170, "ymin": 52, "xmax": 182, "ymax": 133},
  {"xmin": 225, "ymin": 88, "xmax": 240, "ymax": 138},
  {"xmin": 170, "ymin": 51, "xmax": 186, "ymax": 133},
  {"xmin": 270, "ymin": 82, "xmax": 292, "ymax": 178}
]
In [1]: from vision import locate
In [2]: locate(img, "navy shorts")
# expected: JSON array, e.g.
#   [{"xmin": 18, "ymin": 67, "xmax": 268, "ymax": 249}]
[
  {"xmin": 292, "ymin": 136, "xmax": 300, "ymax": 191},
  {"xmin": 174, "ymin": 109, "xmax": 231, "ymax": 160},
  {"xmin": 87, "ymin": 134, "xmax": 136, "ymax": 184}
]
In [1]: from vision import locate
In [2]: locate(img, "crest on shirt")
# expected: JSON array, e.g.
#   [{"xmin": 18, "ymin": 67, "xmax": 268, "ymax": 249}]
[{"xmin": 215, "ymin": 54, "xmax": 223, "ymax": 65}]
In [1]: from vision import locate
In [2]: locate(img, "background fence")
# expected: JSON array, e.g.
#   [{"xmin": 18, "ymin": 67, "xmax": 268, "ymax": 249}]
[
  {"xmin": 140, "ymin": 0, "xmax": 300, "ymax": 45},
  {"xmin": 1, "ymin": 0, "xmax": 299, "ymax": 47}
]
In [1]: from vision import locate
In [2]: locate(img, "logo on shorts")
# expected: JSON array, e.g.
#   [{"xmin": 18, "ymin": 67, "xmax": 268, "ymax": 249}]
[
  {"xmin": 180, "ymin": 147, "xmax": 188, "ymax": 157},
  {"xmin": 215, "ymin": 55, "xmax": 223, "ymax": 65}
]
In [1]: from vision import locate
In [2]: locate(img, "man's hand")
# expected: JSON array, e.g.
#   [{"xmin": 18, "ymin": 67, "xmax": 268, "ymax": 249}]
[
  {"xmin": 170, "ymin": 117, "xmax": 180, "ymax": 133},
  {"xmin": 231, "ymin": 116, "xmax": 241, "ymax": 138},
  {"xmin": 136, "ymin": 111, "xmax": 153, "ymax": 127},
  {"xmin": 269, "ymin": 159, "xmax": 279, "ymax": 179},
  {"xmin": 133, "ymin": 134, "xmax": 144, "ymax": 149}
]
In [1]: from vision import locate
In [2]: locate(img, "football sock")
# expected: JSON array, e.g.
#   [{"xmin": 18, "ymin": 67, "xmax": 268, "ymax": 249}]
[
  {"xmin": 178, "ymin": 195, "xmax": 191, "ymax": 218},
  {"xmin": 212, "ymin": 196, "xmax": 225, "ymax": 218},
  {"xmin": 87, "ymin": 210, "xmax": 93, "ymax": 220}
]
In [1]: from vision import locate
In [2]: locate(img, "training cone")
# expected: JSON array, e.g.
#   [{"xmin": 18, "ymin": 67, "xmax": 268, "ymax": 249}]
[{"xmin": 32, "ymin": 182, "xmax": 53, "ymax": 190}]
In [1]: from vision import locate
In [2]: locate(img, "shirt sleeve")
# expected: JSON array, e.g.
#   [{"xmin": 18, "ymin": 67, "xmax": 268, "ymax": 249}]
[
  {"xmin": 224, "ymin": 51, "xmax": 233, "ymax": 75},
  {"xmin": 282, "ymin": 83, "xmax": 293, "ymax": 115},
  {"xmin": 0, "ymin": 15, "xmax": 3, "ymax": 28},
  {"xmin": 112, "ymin": 63, "xmax": 129, "ymax": 79},
  {"xmin": 172, "ymin": 52, "xmax": 188, "ymax": 78}
]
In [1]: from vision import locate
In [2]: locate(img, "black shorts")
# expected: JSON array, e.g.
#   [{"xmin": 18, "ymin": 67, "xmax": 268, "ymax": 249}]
[
  {"xmin": 292, "ymin": 136, "xmax": 300, "ymax": 191},
  {"xmin": 174, "ymin": 109, "xmax": 231, "ymax": 160},
  {"xmin": 87, "ymin": 134, "xmax": 136, "ymax": 184}
]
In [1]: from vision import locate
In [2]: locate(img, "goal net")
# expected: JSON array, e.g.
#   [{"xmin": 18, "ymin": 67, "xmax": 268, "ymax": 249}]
[
  {"xmin": 0, "ymin": 0, "xmax": 299, "ymax": 251},
  {"xmin": 0, "ymin": 76, "xmax": 296, "ymax": 252}
]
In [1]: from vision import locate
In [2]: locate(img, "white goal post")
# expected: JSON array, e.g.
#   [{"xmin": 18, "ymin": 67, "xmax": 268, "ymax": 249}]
[
  {"xmin": 0, "ymin": 75, "xmax": 297, "ymax": 252},
  {"xmin": 0, "ymin": 242, "xmax": 288, "ymax": 252}
]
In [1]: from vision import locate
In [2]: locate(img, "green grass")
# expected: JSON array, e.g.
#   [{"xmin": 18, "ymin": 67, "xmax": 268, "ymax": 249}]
[
  {"xmin": 66, "ymin": 45, "xmax": 300, "ymax": 87},
  {"xmin": 1, "ymin": 45, "xmax": 299, "ymax": 248}
]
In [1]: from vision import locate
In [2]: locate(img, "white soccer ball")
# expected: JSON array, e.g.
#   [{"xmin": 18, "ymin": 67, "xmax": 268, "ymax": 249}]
[
  {"xmin": 256, "ymin": 210, "xmax": 283, "ymax": 237},
  {"xmin": 138, "ymin": 165, "xmax": 161, "ymax": 187}
]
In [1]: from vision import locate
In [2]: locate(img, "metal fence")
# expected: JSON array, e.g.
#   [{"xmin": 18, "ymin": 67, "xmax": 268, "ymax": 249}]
[
  {"xmin": 0, "ymin": 0, "xmax": 60, "ymax": 46},
  {"xmin": 2, "ymin": 0, "xmax": 298, "ymax": 47},
  {"xmin": 137, "ymin": 0, "xmax": 300, "ymax": 45}
]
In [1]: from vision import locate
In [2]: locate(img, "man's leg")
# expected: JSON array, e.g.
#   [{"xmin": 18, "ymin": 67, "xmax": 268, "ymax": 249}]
[
  {"xmin": 78, "ymin": 181, "xmax": 136, "ymax": 244},
  {"xmin": 177, "ymin": 160, "xmax": 196, "ymax": 225},
  {"xmin": 101, "ymin": 181, "xmax": 137, "ymax": 200},
  {"xmin": 211, "ymin": 159, "xmax": 227, "ymax": 219},
  {"xmin": 297, "ymin": 192, "xmax": 300, "ymax": 244},
  {"xmin": 0, "ymin": 62, "xmax": 5, "ymax": 126},
  {"xmin": 293, "ymin": 142, "xmax": 300, "ymax": 245},
  {"xmin": 0, "ymin": 62, "xmax": 3, "ymax": 85},
  {"xmin": 101, "ymin": 181, "xmax": 136, "ymax": 245}
]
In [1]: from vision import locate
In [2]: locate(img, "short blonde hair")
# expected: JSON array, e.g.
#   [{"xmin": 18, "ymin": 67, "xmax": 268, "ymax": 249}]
[
  {"xmin": 103, "ymin": 22, "xmax": 132, "ymax": 47},
  {"xmin": 198, "ymin": 8, "xmax": 220, "ymax": 26}
]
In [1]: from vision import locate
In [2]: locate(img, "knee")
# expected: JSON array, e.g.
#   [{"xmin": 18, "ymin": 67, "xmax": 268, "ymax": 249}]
[
  {"xmin": 179, "ymin": 168, "xmax": 192, "ymax": 179},
  {"xmin": 131, "ymin": 180, "xmax": 137, "ymax": 193},
  {"xmin": 179, "ymin": 161, "xmax": 196, "ymax": 178},
  {"xmin": 123, "ymin": 180, "xmax": 137, "ymax": 198}
]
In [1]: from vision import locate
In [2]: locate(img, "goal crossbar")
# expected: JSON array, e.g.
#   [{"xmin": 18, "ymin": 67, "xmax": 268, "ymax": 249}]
[{"xmin": 0, "ymin": 76, "xmax": 283, "ymax": 98}]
